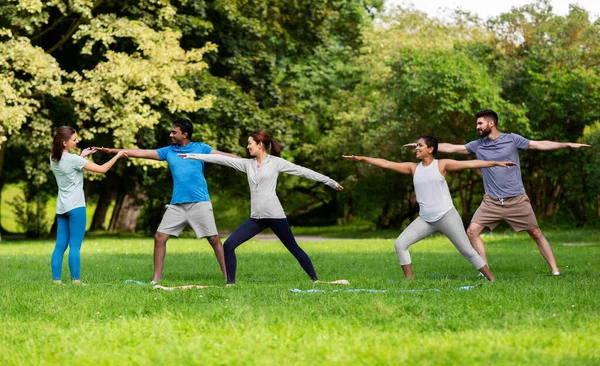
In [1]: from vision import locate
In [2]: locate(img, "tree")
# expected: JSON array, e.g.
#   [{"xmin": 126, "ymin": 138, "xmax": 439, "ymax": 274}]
[
  {"xmin": 0, "ymin": 0, "xmax": 217, "ymax": 235},
  {"xmin": 489, "ymin": 0, "xmax": 600, "ymax": 220}
]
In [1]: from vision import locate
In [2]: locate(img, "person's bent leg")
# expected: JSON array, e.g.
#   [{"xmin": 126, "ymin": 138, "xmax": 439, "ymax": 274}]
[
  {"xmin": 269, "ymin": 219, "xmax": 318, "ymax": 281},
  {"xmin": 206, "ymin": 235, "xmax": 227, "ymax": 279},
  {"xmin": 527, "ymin": 227, "xmax": 559, "ymax": 274},
  {"xmin": 393, "ymin": 217, "xmax": 435, "ymax": 279},
  {"xmin": 153, "ymin": 231, "xmax": 170, "ymax": 282},
  {"xmin": 437, "ymin": 209, "xmax": 493, "ymax": 281},
  {"xmin": 52, "ymin": 213, "xmax": 70, "ymax": 282},
  {"xmin": 67, "ymin": 207, "xmax": 87, "ymax": 282},
  {"xmin": 466, "ymin": 223, "xmax": 487, "ymax": 264},
  {"xmin": 223, "ymin": 218, "xmax": 264, "ymax": 284}
]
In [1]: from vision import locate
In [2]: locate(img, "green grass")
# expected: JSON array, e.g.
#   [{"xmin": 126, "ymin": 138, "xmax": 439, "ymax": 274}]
[{"xmin": 1, "ymin": 230, "xmax": 599, "ymax": 365}]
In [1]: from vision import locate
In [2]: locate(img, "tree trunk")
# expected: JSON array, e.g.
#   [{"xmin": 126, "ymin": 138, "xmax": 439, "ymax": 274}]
[
  {"xmin": 377, "ymin": 201, "xmax": 392, "ymax": 228},
  {"xmin": 544, "ymin": 184, "xmax": 562, "ymax": 217},
  {"xmin": 109, "ymin": 183, "xmax": 147, "ymax": 233},
  {"xmin": 90, "ymin": 184, "xmax": 116, "ymax": 231}
]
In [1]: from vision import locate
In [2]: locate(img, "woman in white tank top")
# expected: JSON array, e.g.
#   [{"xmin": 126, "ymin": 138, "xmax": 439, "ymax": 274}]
[{"xmin": 345, "ymin": 136, "xmax": 515, "ymax": 281}]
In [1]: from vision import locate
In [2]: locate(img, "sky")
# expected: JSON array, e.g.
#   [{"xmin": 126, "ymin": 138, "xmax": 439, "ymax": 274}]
[{"xmin": 386, "ymin": 0, "xmax": 600, "ymax": 20}]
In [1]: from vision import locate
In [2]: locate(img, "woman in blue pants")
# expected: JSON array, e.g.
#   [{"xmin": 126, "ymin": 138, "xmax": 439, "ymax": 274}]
[
  {"xmin": 50, "ymin": 126, "xmax": 127, "ymax": 284},
  {"xmin": 180, "ymin": 130, "xmax": 343, "ymax": 285}
]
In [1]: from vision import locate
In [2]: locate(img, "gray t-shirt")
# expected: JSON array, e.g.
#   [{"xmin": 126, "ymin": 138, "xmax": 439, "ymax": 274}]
[
  {"xmin": 465, "ymin": 133, "xmax": 530, "ymax": 199},
  {"xmin": 50, "ymin": 153, "xmax": 88, "ymax": 214}
]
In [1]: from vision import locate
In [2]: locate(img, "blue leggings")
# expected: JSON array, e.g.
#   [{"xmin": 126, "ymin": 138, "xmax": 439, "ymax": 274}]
[
  {"xmin": 52, "ymin": 206, "xmax": 87, "ymax": 281},
  {"xmin": 224, "ymin": 218, "xmax": 318, "ymax": 284}
]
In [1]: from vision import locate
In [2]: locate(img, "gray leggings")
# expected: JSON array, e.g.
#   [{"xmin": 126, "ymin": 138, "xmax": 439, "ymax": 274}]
[{"xmin": 394, "ymin": 208, "xmax": 486, "ymax": 269}]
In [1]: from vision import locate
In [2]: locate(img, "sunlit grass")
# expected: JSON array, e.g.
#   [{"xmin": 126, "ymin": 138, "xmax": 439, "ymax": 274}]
[{"xmin": 1, "ymin": 229, "xmax": 598, "ymax": 364}]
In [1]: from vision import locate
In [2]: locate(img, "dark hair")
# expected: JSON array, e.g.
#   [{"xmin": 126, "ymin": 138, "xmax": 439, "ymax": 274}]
[
  {"xmin": 51, "ymin": 126, "xmax": 77, "ymax": 162},
  {"xmin": 249, "ymin": 129, "xmax": 281, "ymax": 157},
  {"xmin": 475, "ymin": 109, "xmax": 499, "ymax": 127},
  {"xmin": 172, "ymin": 117, "xmax": 193, "ymax": 140},
  {"xmin": 419, "ymin": 135, "xmax": 438, "ymax": 156}
]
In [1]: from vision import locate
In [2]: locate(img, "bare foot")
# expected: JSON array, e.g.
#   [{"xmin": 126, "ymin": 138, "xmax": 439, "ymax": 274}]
[{"xmin": 53, "ymin": 280, "xmax": 63, "ymax": 285}]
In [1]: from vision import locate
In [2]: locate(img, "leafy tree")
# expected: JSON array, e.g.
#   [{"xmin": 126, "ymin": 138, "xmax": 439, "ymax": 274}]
[
  {"xmin": 0, "ymin": 0, "xmax": 217, "ymax": 234},
  {"xmin": 488, "ymin": 0, "xmax": 600, "ymax": 220}
]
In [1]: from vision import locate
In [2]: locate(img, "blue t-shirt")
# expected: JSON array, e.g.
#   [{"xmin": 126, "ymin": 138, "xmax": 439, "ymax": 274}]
[
  {"xmin": 157, "ymin": 142, "xmax": 214, "ymax": 204},
  {"xmin": 465, "ymin": 133, "xmax": 530, "ymax": 199}
]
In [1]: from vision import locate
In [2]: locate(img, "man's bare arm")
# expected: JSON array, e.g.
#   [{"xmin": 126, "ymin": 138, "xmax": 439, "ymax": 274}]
[
  {"xmin": 528, "ymin": 140, "xmax": 591, "ymax": 151},
  {"xmin": 437, "ymin": 143, "xmax": 469, "ymax": 154},
  {"xmin": 403, "ymin": 142, "xmax": 469, "ymax": 154},
  {"xmin": 96, "ymin": 147, "xmax": 159, "ymax": 160}
]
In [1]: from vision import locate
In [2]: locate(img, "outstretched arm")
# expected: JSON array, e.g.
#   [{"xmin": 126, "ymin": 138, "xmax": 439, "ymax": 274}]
[
  {"xmin": 210, "ymin": 149, "xmax": 240, "ymax": 158},
  {"xmin": 179, "ymin": 153, "xmax": 249, "ymax": 173},
  {"xmin": 528, "ymin": 140, "xmax": 591, "ymax": 151},
  {"xmin": 403, "ymin": 142, "xmax": 469, "ymax": 154},
  {"xmin": 276, "ymin": 158, "xmax": 343, "ymax": 190},
  {"xmin": 96, "ymin": 147, "xmax": 159, "ymax": 160},
  {"xmin": 441, "ymin": 159, "xmax": 516, "ymax": 173},
  {"xmin": 343, "ymin": 155, "xmax": 416, "ymax": 175},
  {"xmin": 83, "ymin": 151, "xmax": 128, "ymax": 173}
]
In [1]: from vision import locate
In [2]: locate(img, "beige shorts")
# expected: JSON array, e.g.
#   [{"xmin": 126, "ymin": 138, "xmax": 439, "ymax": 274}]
[
  {"xmin": 157, "ymin": 202, "xmax": 218, "ymax": 238},
  {"xmin": 471, "ymin": 194, "xmax": 538, "ymax": 232}
]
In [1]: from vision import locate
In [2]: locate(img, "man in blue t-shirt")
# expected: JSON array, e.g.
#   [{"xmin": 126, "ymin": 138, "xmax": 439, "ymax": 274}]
[
  {"xmin": 407, "ymin": 109, "xmax": 590, "ymax": 275},
  {"xmin": 100, "ymin": 118, "xmax": 236, "ymax": 283}
]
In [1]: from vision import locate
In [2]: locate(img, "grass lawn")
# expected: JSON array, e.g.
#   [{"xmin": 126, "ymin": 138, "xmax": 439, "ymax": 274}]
[{"xmin": 0, "ymin": 229, "xmax": 599, "ymax": 365}]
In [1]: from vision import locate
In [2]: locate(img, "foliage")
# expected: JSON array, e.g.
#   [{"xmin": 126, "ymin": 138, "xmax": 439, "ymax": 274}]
[
  {"xmin": 1, "ymin": 1, "xmax": 599, "ymax": 232},
  {"xmin": 8, "ymin": 194, "xmax": 52, "ymax": 237},
  {"xmin": 488, "ymin": 0, "xmax": 600, "ymax": 220}
]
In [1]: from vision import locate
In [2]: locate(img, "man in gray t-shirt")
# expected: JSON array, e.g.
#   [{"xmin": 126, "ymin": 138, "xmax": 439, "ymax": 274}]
[{"xmin": 414, "ymin": 109, "xmax": 590, "ymax": 275}]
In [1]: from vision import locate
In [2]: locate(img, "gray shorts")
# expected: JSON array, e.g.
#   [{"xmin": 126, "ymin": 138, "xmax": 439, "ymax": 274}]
[{"xmin": 156, "ymin": 202, "xmax": 218, "ymax": 238}]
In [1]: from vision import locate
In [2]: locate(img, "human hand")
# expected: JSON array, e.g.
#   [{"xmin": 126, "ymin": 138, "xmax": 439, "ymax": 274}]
[
  {"xmin": 116, "ymin": 151, "xmax": 129, "ymax": 159},
  {"xmin": 178, "ymin": 154, "xmax": 188, "ymax": 159},
  {"xmin": 403, "ymin": 143, "xmax": 417, "ymax": 148},
  {"xmin": 80, "ymin": 147, "xmax": 97, "ymax": 158},
  {"xmin": 498, "ymin": 161, "xmax": 517, "ymax": 168},
  {"xmin": 335, "ymin": 183, "xmax": 344, "ymax": 191},
  {"xmin": 342, "ymin": 155, "xmax": 361, "ymax": 161},
  {"xmin": 94, "ymin": 147, "xmax": 113, "ymax": 154},
  {"xmin": 568, "ymin": 143, "xmax": 591, "ymax": 148}
]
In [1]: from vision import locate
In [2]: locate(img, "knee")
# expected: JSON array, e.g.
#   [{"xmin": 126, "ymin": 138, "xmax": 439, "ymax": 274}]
[
  {"xmin": 528, "ymin": 227, "xmax": 543, "ymax": 240},
  {"xmin": 207, "ymin": 235, "xmax": 222, "ymax": 247},
  {"xmin": 394, "ymin": 238, "xmax": 408, "ymax": 252},
  {"xmin": 223, "ymin": 240, "xmax": 235, "ymax": 253},
  {"xmin": 154, "ymin": 232, "xmax": 169, "ymax": 245},
  {"xmin": 466, "ymin": 225, "xmax": 481, "ymax": 240}
]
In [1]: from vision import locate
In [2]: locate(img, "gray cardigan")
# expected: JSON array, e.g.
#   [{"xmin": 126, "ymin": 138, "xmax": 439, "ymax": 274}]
[{"xmin": 185, "ymin": 154, "xmax": 339, "ymax": 219}]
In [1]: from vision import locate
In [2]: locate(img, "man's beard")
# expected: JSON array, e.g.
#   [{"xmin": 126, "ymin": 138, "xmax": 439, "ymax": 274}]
[{"xmin": 479, "ymin": 127, "xmax": 491, "ymax": 137}]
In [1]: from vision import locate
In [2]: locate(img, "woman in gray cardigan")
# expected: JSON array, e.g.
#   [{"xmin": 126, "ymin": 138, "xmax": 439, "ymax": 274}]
[{"xmin": 180, "ymin": 130, "xmax": 343, "ymax": 284}]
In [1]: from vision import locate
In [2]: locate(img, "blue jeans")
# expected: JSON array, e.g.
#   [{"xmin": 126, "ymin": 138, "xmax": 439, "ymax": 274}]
[{"xmin": 51, "ymin": 206, "xmax": 87, "ymax": 281}]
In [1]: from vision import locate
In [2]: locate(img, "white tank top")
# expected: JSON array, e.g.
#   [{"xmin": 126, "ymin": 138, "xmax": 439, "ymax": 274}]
[{"xmin": 413, "ymin": 160, "xmax": 454, "ymax": 222}]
